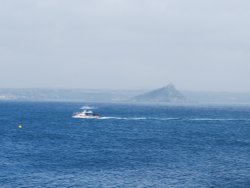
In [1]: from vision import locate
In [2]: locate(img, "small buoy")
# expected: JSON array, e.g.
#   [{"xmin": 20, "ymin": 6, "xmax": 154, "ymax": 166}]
[{"xmin": 18, "ymin": 125, "xmax": 22, "ymax": 129}]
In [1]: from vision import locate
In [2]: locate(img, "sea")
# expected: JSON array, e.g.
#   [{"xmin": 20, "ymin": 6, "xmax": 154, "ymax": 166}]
[{"xmin": 0, "ymin": 101, "xmax": 250, "ymax": 188}]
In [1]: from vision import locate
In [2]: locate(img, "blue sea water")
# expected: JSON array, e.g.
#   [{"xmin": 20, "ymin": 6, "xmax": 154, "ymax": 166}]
[{"xmin": 0, "ymin": 101, "xmax": 250, "ymax": 188}]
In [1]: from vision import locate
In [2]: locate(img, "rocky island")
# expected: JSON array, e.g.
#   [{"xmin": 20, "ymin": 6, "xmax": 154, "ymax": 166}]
[{"xmin": 133, "ymin": 84, "xmax": 186, "ymax": 103}]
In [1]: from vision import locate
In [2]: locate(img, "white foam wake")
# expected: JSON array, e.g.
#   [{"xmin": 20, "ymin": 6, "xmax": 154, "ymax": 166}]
[
  {"xmin": 188, "ymin": 118, "xmax": 250, "ymax": 121},
  {"xmin": 99, "ymin": 117, "xmax": 179, "ymax": 121},
  {"xmin": 98, "ymin": 117, "xmax": 250, "ymax": 121},
  {"xmin": 99, "ymin": 117, "xmax": 147, "ymax": 120}
]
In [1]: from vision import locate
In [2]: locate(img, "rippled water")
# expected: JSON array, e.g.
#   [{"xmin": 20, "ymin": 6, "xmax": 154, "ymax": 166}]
[{"xmin": 1, "ymin": 102, "xmax": 250, "ymax": 187}]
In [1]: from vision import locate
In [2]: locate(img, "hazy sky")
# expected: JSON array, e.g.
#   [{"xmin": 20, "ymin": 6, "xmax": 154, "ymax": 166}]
[{"xmin": 0, "ymin": 0, "xmax": 250, "ymax": 91}]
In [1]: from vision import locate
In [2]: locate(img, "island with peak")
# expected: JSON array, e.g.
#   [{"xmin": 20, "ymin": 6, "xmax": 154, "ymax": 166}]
[{"xmin": 132, "ymin": 84, "xmax": 187, "ymax": 103}]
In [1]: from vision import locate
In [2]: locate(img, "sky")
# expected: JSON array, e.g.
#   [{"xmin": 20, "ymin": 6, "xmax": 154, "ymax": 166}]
[{"xmin": 0, "ymin": 0, "xmax": 250, "ymax": 92}]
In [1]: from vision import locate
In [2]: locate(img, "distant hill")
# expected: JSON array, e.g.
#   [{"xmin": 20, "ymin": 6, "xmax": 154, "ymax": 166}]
[{"xmin": 133, "ymin": 84, "xmax": 186, "ymax": 103}]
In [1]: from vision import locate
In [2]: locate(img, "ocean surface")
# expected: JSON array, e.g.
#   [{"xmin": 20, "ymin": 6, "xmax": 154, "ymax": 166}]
[{"xmin": 0, "ymin": 101, "xmax": 250, "ymax": 188}]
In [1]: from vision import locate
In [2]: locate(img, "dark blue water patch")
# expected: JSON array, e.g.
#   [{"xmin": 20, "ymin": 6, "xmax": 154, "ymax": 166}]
[{"xmin": 0, "ymin": 101, "xmax": 250, "ymax": 187}]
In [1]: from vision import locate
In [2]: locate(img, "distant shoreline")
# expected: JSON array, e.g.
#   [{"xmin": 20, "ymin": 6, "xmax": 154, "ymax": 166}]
[{"xmin": 1, "ymin": 88, "xmax": 250, "ymax": 105}]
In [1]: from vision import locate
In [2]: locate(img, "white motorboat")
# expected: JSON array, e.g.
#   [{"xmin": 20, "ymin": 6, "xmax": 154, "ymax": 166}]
[{"xmin": 72, "ymin": 106, "xmax": 100, "ymax": 119}]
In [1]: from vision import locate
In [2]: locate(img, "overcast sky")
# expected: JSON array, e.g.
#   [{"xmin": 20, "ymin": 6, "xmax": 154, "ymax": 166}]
[{"xmin": 0, "ymin": 0, "xmax": 250, "ymax": 92}]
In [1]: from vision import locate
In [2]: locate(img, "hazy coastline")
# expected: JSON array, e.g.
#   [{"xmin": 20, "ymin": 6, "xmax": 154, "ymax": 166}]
[{"xmin": 1, "ymin": 87, "xmax": 250, "ymax": 105}]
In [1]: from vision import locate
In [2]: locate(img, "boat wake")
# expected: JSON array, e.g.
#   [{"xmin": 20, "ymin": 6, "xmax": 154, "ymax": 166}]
[
  {"xmin": 98, "ymin": 117, "xmax": 250, "ymax": 121},
  {"xmin": 188, "ymin": 118, "xmax": 250, "ymax": 121},
  {"xmin": 99, "ymin": 117, "xmax": 147, "ymax": 120},
  {"xmin": 99, "ymin": 117, "xmax": 179, "ymax": 121}
]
